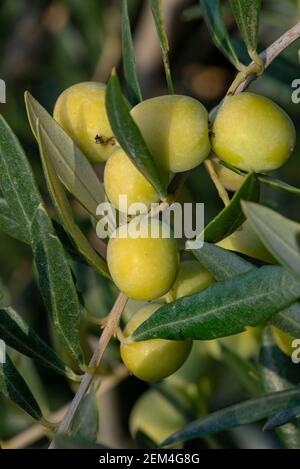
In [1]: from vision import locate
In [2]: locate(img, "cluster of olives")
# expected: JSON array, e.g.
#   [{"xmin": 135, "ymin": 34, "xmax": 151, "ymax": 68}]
[{"xmin": 54, "ymin": 82, "xmax": 296, "ymax": 382}]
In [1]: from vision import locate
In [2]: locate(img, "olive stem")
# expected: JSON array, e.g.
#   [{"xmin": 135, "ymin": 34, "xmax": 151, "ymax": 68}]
[
  {"xmin": 204, "ymin": 159, "xmax": 230, "ymax": 207},
  {"xmin": 3, "ymin": 365, "xmax": 129, "ymax": 449},
  {"xmin": 48, "ymin": 292, "xmax": 128, "ymax": 449},
  {"xmin": 236, "ymin": 21, "xmax": 300, "ymax": 94}
]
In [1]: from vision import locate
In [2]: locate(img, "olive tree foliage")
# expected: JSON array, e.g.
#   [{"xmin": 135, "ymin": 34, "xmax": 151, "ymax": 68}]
[{"xmin": 0, "ymin": 0, "xmax": 300, "ymax": 450}]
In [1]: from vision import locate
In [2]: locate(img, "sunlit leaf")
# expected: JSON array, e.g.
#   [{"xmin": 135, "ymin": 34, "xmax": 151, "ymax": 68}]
[
  {"xmin": 37, "ymin": 122, "xmax": 109, "ymax": 279},
  {"xmin": 25, "ymin": 92, "xmax": 105, "ymax": 217}
]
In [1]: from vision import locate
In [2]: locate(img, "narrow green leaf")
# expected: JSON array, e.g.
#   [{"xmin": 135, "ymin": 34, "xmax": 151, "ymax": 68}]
[
  {"xmin": 54, "ymin": 434, "xmax": 108, "ymax": 449},
  {"xmin": 193, "ymin": 243, "xmax": 300, "ymax": 338},
  {"xmin": 37, "ymin": 122, "xmax": 109, "ymax": 279},
  {"xmin": 242, "ymin": 202, "xmax": 300, "ymax": 280},
  {"xmin": 150, "ymin": 0, "xmax": 174, "ymax": 93},
  {"xmin": 259, "ymin": 176, "xmax": 300, "ymax": 197},
  {"xmin": 230, "ymin": 0, "xmax": 261, "ymax": 53},
  {"xmin": 0, "ymin": 307, "xmax": 75, "ymax": 379},
  {"xmin": 122, "ymin": 0, "xmax": 142, "ymax": 105},
  {"xmin": 0, "ymin": 116, "xmax": 42, "ymax": 239},
  {"xmin": 202, "ymin": 173, "xmax": 260, "ymax": 243},
  {"xmin": 25, "ymin": 92, "xmax": 105, "ymax": 217},
  {"xmin": 31, "ymin": 205, "xmax": 83, "ymax": 364},
  {"xmin": 0, "ymin": 354, "xmax": 42, "ymax": 421},
  {"xmin": 260, "ymin": 327, "xmax": 300, "ymax": 448},
  {"xmin": 201, "ymin": 0, "xmax": 242, "ymax": 69},
  {"xmin": 271, "ymin": 303, "xmax": 300, "ymax": 340},
  {"xmin": 133, "ymin": 266, "xmax": 300, "ymax": 342},
  {"xmin": 264, "ymin": 407, "xmax": 300, "ymax": 431},
  {"xmin": 0, "ymin": 199, "xmax": 30, "ymax": 244},
  {"xmin": 162, "ymin": 387, "xmax": 300, "ymax": 445},
  {"xmin": 106, "ymin": 71, "xmax": 168, "ymax": 198},
  {"xmin": 71, "ymin": 389, "xmax": 99, "ymax": 440},
  {"xmin": 192, "ymin": 241, "xmax": 253, "ymax": 281}
]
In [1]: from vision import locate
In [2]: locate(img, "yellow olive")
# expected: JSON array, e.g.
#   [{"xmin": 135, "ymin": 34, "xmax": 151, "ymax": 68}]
[
  {"xmin": 217, "ymin": 221, "xmax": 275, "ymax": 264},
  {"xmin": 273, "ymin": 327, "xmax": 296, "ymax": 357},
  {"xmin": 131, "ymin": 95, "xmax": 210, "ymax": 173},
  {"xmin": 213, "ymin": 162, "xmax": 245, "ymax": 192},
  {"xmin": 165, "ymin": 260, "xmax": 215, "ymax": 302},
  {"xmin": 104, "ymin": 148, "xmax": 159, "ymax": 213},
  {"xmin": 107, "ymin": 219, "xmax": 179, "ymax": 301},
  {"xmin": 120, "ymin": 304, "xmax": 192, "ymax": 382},
  {"xmin": 212, "ymin": 93, "xmax": 296, "ymax": 173},
  {"xmin": 53, "ymin": 82, "xmax": 115, "ymax": 163}
]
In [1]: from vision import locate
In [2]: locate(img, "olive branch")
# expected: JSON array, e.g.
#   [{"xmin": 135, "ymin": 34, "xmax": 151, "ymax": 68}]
[{"xmin": 47, "ymin": 21, "xmax": 300, "ymax": 449}]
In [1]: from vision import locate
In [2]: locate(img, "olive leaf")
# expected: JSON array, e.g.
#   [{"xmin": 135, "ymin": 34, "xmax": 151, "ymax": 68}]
[
  {"xmin": 229, "ymin": 0, "xmax": 261, "ymax": 54},
  {"xmin": 242, "ymin": 201, "xmax": 300, "ymax": 280},
  {"xmin": 0, "ymin": 198, "xmax": 30, "ymax": 244},
  {"xmin": 0, "ymin": 307, "xmax": 76, "ymax": 380},
  {"xmin": 106, "ymin": 71, "xmax": 168, "ymax": 198},
  {"xmin": 31, "ymin": 205, "xmax": 83, "ymax": 364},
  {"xmin": 122, "ymin": 0, "xmax": 142, "ymax": 105},
  {"xmin": 71, "ymin": 389, "xmax": 99, "ymax": 440},
  {"xmin": 36, "ymin": 122, "xmax": 110, "ymax": 279},
  {"xmin": 162, "ymin": 386, "xmax": 300, "ymax": 445},
  {"xmin": 200, "ymin": 0, "xmax": 242, "ymax": 70},
  {"xmin": 259, "ymin": 327, "xmax": 300, "ymax": 449},
  {"xmin": 25, "ymin": 91, "xmax": 105, "ymax": 217},
  {"xmin": 150, "ymin": 0, "xmax": 174, "ymax": 93},
  {"xmin": 0, "ymin": 355, "xmax": 42, "ymax": 421},
  {"xmin": 192, "ymin": 241, "xmax": 253, "ymax": 280},
  {"xmin": 201, "ymin": 172, "xmax": 260, "ymax": 243},
  {"xmin": 0, "ymin": 116, "xmax": 42, "ymax": 240},
  {"xmin": 259, "ymin": 176, "xmax": 300, "ymax": 197},
  {"xmin": 192, "ymin": 242, "xmax": 300, "ymax": 338},
  {"xmin": 54, "ymin": 434, "xmax": 108, "ymax": 449},
  {"xmin": 133, "ymin": 266, "xmax": 300, "ymax": 342},
  {"xmin": 264, "ymin": 407, "xmax": 300, "ymax": 431}
]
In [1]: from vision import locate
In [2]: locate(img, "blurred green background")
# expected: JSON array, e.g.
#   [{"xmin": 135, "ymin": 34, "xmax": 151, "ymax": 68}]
[{"xmin": 0, "ymin": 0, "xmax": 299, "ymax": 449}]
